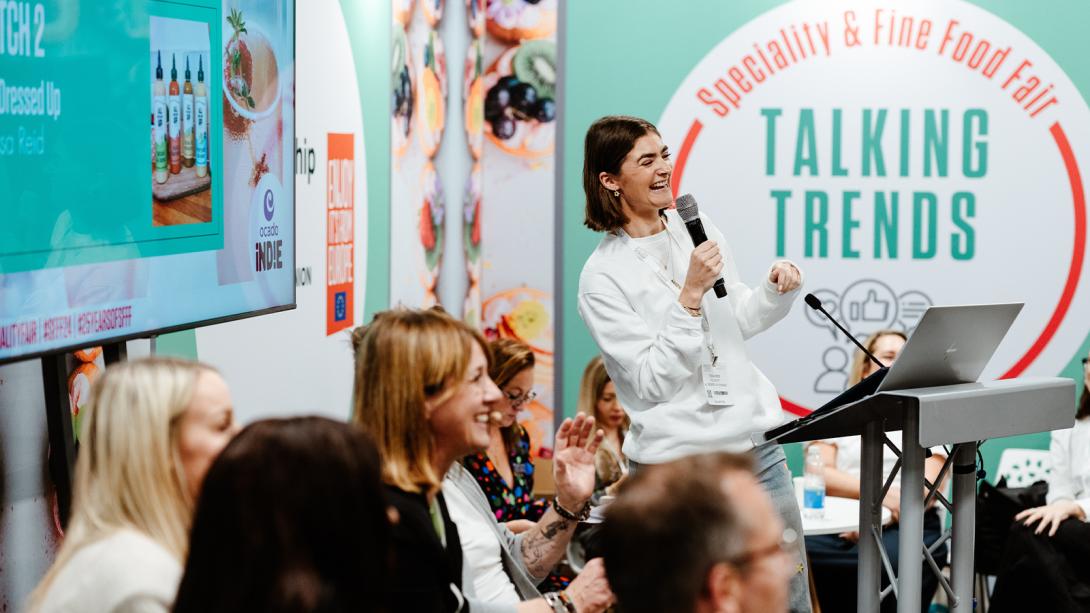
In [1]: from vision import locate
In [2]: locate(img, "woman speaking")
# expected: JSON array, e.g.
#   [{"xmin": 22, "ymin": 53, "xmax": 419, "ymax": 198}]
[{"xmin": 577, "ymin": 115, "xmax": 810, "ymax": 611}]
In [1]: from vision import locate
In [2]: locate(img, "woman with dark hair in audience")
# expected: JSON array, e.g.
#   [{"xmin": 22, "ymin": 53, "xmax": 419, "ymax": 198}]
[
  {"xmin": 28, "ymin": 357, "xmax": 237, "ymax": 613},
  {"xmin": 172, "ymin": 416, "xmax": 390, "ymax": 613},
  {"xmin": 352, "ymin": 308, "xmax": 613, "ymax": 612},
  {"xmin": 463, "ymin": 338, "xmax": 548, "ymax": 532},
  {"xmin": 804, "ymin": 330, "xmax": 948, "ymax": 613},
  {"xmin": 990, "ymin": 351, "xmax": 1090, "ymax": 613}
]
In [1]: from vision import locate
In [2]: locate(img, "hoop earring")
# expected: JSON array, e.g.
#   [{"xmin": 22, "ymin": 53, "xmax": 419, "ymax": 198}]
[{"xmin": 613, "ymin": 190, "xmax": 620, "ymax": 197}]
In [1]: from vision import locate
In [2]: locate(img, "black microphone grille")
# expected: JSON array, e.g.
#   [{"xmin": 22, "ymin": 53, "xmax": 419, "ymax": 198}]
[
  {"xmin": 675, "ymin": 193, "xmax": 699, "ymax": 222},
  {"xmin": 803, "ymin": 293, "xmax": 823, "ymax": 310}
]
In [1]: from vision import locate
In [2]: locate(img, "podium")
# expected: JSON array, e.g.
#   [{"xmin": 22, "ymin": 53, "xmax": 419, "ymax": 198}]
[{"xmin": 762, "ymin": 376, "xmax": 1076, "ymax": 612}]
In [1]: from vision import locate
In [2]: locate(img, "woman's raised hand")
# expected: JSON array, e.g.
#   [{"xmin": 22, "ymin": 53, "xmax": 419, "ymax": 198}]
[{"xmin": 552, "ymin": 413, "xmax": 604, "ymax": 511}]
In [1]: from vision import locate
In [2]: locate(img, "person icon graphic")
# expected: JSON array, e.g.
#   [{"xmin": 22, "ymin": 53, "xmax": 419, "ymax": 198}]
[{"xmin": 814, "ymin": 346, "xmax": 850, "ymax": 394}]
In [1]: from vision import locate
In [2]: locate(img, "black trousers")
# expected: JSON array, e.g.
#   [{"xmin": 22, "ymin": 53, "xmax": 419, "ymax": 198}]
[
  {"xmin": 805, "ymin": 510, "xmax": 947, "ymax": 613},
  {"xmin": 990, "ymin": 518, "xmax": 1090, "ymax": 613}
]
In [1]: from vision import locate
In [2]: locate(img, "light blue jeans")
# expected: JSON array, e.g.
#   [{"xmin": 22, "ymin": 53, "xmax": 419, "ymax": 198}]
[{"xmin": 629, "ymin": 442, "xmax": 812, "ymax": 613}]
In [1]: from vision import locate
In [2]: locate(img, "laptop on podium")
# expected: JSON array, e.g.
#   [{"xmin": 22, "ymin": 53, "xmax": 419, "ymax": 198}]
[{"xmin": 761, "ymin": 302, "xmax": 1024, "ymax": 442}]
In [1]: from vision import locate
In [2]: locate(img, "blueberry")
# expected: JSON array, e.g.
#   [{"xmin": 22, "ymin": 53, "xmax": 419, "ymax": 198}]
[
  {"xmin": 510, "ymin": 82, "xmax": 537, "ymax": 117},
  {"xmin": 485, "ymin": 83, "xmax": 510, "ymax": 120},
  {"xmin": 492, "ymin": 115, "xmax": 516, "ymax": 140},
  {"xmin": 534, "ymin": 98, "xmax": 556, "ymax": 122},
  {"xmin": 498, "ymin": 75, "xmax": 521, "ymax": 90}
]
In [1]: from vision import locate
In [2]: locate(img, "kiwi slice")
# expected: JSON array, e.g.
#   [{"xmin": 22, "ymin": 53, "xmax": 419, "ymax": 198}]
[{"xmin": 513, "ymin": 39, "xmax": 556, "ymax": 100}]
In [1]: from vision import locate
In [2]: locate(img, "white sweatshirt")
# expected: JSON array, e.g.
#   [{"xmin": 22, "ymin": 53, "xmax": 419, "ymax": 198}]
[{"xmin": 578, "ymin": 209, "xmax": 801, "ymax": 464}]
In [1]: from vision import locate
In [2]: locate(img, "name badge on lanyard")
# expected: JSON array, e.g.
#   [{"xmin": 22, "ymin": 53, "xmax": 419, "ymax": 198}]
[
  {"xmin": 618, "ymin": 220, "xmax": 732, "ymax": 407},
  {"xmin": 699, "ymin": 316, "xmax": 731, "ymax": 406}
]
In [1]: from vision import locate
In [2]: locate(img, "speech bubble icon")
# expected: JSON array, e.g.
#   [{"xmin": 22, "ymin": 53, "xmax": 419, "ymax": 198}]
[
  {"xmin": 841, "ymin": 279, "xmax": 899, "ymax": 338},
  {"xmin": 804, "ymin": 288, "xmax": 841, "ymax": 340},
  {"xmin": 898, "ymin": 290, "xmax": 933, "ymax": 333}
]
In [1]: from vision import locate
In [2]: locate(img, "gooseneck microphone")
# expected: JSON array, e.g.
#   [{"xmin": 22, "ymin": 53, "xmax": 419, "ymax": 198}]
[
  {"xmin": 803, "ymin": 293, "xmax": 886, "ymax": 370},
  {"xmin": 675, "ymin": 194, "xmax": 727, "ymax": 298}
]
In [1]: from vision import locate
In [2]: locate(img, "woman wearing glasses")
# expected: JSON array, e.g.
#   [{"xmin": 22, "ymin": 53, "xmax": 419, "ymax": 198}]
[
  {"xmin": 990, "ymin": 352, "xmax": 1090, "ymax": 613},
  {"xmin": 463, "ymin": 338, "xmax": 548, "ymax": 532}
]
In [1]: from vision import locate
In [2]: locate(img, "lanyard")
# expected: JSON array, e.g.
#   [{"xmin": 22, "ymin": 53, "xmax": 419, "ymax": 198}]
[{"xmin": 616, "ymin": 218, "xmax": 720, "ymax": 366}]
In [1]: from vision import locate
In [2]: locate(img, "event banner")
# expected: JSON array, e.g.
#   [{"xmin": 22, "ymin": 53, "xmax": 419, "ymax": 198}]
[
  {"xmin": 390, "ymin": 0, "xmax": 559, "ymax": 455},
  {"xmin": 565, "ymin": 0, "xmax": 1090, "ymax": 416},
  {"xmin": 197, "ymin": 0, "xmax": 368, "ymax": 421},
  {"xmin": 0, "ymin": 0, "xmax": 295, "ymax": 362},
  {"xmin": 477, "ymin": 0, "xmax": 560, "ymax": 456}
]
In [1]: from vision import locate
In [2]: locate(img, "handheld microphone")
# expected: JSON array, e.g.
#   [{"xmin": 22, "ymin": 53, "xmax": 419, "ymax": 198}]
[
  {"xmin": 675, "ymin": 194, "xmax": 727, "ymax": 298},
  {"xmin": 803, "ymin": 293, "xmax": 885, "ymax": 371}
]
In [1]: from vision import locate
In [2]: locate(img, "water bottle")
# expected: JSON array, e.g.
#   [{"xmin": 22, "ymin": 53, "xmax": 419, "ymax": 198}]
[{"xmin": 803, "ymin": 445, "xmax": 826, "ymax": 519}]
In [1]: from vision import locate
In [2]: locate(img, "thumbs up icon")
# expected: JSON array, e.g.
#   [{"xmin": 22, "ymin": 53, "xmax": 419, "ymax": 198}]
[{"xmin": 850, "ymin": 290, "xmax": 890, "ymax": 322}]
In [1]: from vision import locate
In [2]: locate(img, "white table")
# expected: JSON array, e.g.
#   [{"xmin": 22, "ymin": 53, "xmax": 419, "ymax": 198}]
[{"xmin": 801, "ymin": 496, "xmax": 891, "ymax": 536}]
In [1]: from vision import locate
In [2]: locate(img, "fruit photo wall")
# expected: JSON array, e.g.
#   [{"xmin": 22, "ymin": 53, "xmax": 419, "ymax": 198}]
[{"xmin": 391, "ymin": 0, "xmax": 560, "ymax": 458}]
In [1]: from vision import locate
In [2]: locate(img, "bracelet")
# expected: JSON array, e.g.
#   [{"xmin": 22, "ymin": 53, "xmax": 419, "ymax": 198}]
[
  {"xmin": 543, "ymin": 592, "xmax": 568, "ymax": 613},
  {"xmin": 552, "ymin": 496, "xmax": 592, "ymax": 522},
  {"xmin": 558, "ymin": 589, "xmax": 579, "ymax": 613},
  {"xmin": 680, "ymin": 303, "xmax": 702, "ymax": 317}
]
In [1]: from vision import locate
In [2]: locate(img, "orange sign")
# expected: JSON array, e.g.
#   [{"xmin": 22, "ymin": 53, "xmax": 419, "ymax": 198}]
[{"xmin": 326, "ymin": 133, "xmax": 354, "ymax": 336}]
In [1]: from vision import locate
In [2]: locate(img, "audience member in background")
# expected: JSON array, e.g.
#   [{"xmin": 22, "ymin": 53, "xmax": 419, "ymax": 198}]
[
  {"xmin": 990, "ymin": 351, "xmax": 1090, "ymax": 613},
  {"xmin": 577, "ymin": 355, "xmax": 629, "ymax": 502},
  {"xmin": 173, "ymin": 417, "xmax": 390, "ymax": 613},
  {"xmin": 804, "ymin": 330, "xmax": 948, "ymax": 613},
  {"xmin": 601, "ymin": 452, "xmax": 795, "ymax": 613},
  {"xmin": 28, "ymin": 358, "xmax": 237, "ymax": 613},
  {"xmin": 352, "ymin": 308, "xmax": 613, "ymax": 612},
  {"xmin": 463, "ymin": 338, "xmax": 547, "ymax": 532}
]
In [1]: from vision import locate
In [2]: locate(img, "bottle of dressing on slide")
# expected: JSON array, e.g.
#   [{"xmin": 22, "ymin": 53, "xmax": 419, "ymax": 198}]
[
  {"xmin": 182, "ymin": 56, "xmax": 195, "ymax": 168},
  {"xmin": 153, "ymin": 51, "xmax": 168, "ymax": 184},
  {"xmin": 168, "ymin": 53, "xmax": 182, "ymax": 174},
  {"xmin": 195, "ymin": 56, "xmax": 208, "ymax": 178}
]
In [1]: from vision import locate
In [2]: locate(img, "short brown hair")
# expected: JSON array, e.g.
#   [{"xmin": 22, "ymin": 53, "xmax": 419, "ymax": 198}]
[
  {"xmin": 583, "ymin": 115, "xmax": 660, "ymax": 232},
  {"xmin": 601, "ymin": 452, "xmax": 755, "ymax": 613},
  {"xmin": 351, "ymin": 308, "xmax": 489, "ymax": 494},
  {"xmin": 488, "ymin": 338, "xmax": 535, "ymax": 452}
]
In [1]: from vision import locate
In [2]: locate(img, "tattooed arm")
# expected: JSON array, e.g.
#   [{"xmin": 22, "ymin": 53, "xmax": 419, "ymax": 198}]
[{"xmin": 519, "ymin": 507, "xmax": 578, "ymax": 577}]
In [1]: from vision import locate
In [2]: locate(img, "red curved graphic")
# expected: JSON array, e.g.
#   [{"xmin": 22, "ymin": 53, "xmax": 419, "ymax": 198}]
[
  {"xmin": 671, "ymin": 120, "xmax": 703, "ymax": 200},
  {"xmin": 672, "ymin": 119, "xmax": 1088, "ymax": 417},
  {"xmin": 1002, "ymin": 122, "xmax": 1087, "ymax": 379}
]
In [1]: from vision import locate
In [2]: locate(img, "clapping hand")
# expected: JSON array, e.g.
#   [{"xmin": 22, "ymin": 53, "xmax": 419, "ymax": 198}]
[{"xmin": 553, "ymin": 413, "xmax": 604, "ymax": 511}]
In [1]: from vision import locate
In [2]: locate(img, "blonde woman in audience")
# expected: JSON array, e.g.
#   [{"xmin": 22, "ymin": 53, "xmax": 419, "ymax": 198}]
[
  {"xmin": 28, "ymin": 357, "xmax": 238, "ymax": 613},
  {"xmin": 352, "ymin": 308, "xmax": 613, "ymax": 612},
  {"xmin": 577, "ymin": 356, "xmax": 629, "ymax": 501},
  {"xmin": 804, "ymin": 330, "xmax": 947, "ymax": 613}
]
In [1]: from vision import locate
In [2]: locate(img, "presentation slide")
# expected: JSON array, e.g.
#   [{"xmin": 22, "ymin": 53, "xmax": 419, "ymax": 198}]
[{"xmin": 0, "ymin": 0, "xmax": 295, "ymax": 362}]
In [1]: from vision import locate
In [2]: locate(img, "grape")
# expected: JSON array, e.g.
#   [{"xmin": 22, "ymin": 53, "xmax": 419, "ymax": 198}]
[
  {"xmin": 485, "ymin": 83, "xmax": 510, "ymax": 120},
  {"xmin": 492, "ymin": 115, "xmax": 516, "ymax": 140},
  {"xmin": 534, "ymin": 98, "xmax": 556, "ymax": 123},
  {"xmin": 510, "ymin": 82, "xmax": 537, "ymax": 117}
]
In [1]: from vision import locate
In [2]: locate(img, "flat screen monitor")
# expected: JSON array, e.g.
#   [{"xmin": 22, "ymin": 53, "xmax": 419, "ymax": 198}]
[{"xmin": 0, "ymin": 0, "xmax": 296, "ymax": 364}]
